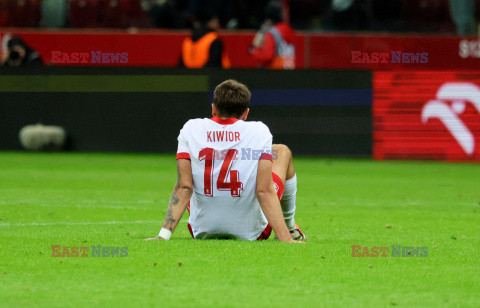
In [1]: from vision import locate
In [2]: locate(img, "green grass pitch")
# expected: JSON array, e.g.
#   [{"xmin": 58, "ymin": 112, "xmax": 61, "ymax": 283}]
[{"xmin": 0, "ymin": 152, "xmax": 479, "ymax": 307}]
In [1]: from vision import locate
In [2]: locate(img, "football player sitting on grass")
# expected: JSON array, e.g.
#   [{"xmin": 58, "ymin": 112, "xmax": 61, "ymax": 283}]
[{"xmin": 146, "ymin": 80, "xmax": 306, "ymax": 242}]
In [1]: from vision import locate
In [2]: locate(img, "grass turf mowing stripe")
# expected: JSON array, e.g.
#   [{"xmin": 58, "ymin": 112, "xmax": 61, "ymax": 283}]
[{"xmin": 0, "ymin": 75, "xmax": 208, "ymax": 92}]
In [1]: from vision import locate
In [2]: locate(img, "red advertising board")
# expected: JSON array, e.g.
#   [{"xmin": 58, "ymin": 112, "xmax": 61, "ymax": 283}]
[
  {"xmin": 2, "ymin": 29, "xmax": 480, "ymax": 69},
  {"xmin": 374, "ymin": 71, "xmax": 480, "ymax": 161},
  {"xmin": 0, "ymin": 29, "xmax": 304, "ymax": 68},
  {"xmin": 309, "ymin": 34, "xmax": 480, "ymax": 70}
]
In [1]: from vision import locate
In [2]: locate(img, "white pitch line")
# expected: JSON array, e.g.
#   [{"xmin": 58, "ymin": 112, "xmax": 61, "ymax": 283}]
[
  {"xmin": 0, "ymin": 220, "xmax": 188, "ymax": 227},
  {"xmin": 0, "ymin": 200, "xmax": 161, "ymax": 211},
  {"xmin": 0, "ymin": 220, "xmax": 157, "ymax": 227}
]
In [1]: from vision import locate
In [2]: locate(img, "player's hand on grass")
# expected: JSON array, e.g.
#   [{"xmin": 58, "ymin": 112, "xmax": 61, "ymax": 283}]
[{"xmin": 144, "ymin": 236, "xmax": 165, "ymax": 241}]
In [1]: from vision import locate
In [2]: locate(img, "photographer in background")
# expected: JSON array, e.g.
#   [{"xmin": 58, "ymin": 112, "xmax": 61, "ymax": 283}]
[
  {"xmin": 249, "ymin": 0, "xmax": 295, "ymax": 69},
  {"xmin": 2, "ymin": 36, "xmax": 43, "ymax": 67}
]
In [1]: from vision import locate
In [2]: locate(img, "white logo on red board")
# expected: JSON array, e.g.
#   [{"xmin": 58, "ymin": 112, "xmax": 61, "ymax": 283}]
[{"xmin": 422, "ymin": 83, "xmax": 480, "ymax": 155}]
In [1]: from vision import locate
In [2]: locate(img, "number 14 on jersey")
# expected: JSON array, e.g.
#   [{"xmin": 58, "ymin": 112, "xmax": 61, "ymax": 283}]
[{"xmin": 199, "ymin": 148, "xmax": 244, "ymax": 197}]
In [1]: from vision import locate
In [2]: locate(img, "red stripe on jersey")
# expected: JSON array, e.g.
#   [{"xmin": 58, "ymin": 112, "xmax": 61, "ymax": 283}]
[
  {"xmin": 176, "ymin": 152, "xmax": 191, "ymax": 160},
  {"xmin": 210, "ymin": 116, "xmax": 239, "ymax": 125},
  {"xmin": 259, "ymin": 153, "xmax": 273, "ymax": 161}
]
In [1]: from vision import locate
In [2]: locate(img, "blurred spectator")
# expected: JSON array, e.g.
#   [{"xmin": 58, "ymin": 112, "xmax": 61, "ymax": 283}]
[
  {"xmin": 2, "ymin": 36, "xmax": 43, "ymax": 67},
  {"xmin": 249, "ymin": 0, "xmax": 295, "ymax": 69},
  {"xmin": 0, "ymin": 0, "xmax": 474, "ymax": 35},
  {"xmin": 449, "ymin": 0, "xmax": 477, "ymax": 35},
  {"xmin": 179, "ymin": 11, "xmax": 231, "ymax": 68},
  {"xmin": 41, "ymin": 0, "xmax": 69, "ymax": 28}
]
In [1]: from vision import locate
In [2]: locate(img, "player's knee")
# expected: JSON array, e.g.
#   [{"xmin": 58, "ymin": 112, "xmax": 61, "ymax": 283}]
[{"xmin": 272, "ymin": 144, "xmax": 291, "ymax": 160}]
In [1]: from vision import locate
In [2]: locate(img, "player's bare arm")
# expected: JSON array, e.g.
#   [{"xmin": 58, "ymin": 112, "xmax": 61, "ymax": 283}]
[
  {"xmin": 256, "ymin": 159, "xmax": 297, "ymax": 243},
  {"xmin": 145, "ymin": 159, "xmax": 193, "ymax": 240}
]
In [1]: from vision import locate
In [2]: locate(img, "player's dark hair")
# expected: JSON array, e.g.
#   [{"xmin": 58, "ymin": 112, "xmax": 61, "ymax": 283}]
[{"xmin": 213, "ymin": 79, "xmax": 251, "ymax": 118}]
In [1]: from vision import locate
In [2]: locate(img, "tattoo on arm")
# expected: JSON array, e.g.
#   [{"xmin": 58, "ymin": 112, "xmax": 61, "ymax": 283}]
[
  {"xmin": 163, "ymin": 187, "xmax": 179, "ymax": 231},
  {"xmin": 162, "ymin": 161, "xmax": 190, "ymax": 232},
  {"xmin": 176, "ymin": 160, "xmax": 182, "ymax": 183}
]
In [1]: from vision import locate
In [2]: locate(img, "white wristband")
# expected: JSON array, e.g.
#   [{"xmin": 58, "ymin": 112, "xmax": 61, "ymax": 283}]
[{"xmin": 159, "ymin": 228, "xmax": 172, "ymax": 240}]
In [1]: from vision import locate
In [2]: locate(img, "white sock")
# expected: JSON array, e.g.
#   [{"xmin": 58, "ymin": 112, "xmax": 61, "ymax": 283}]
[{"xmin": 281, "ymin": 174, "xmax": 297, "ymax": 231}]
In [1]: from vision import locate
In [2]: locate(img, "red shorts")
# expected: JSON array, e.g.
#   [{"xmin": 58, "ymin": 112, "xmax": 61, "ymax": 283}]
[{"xmin": 187, "ymin": 172, "xmax": 285, "ymax": 240}]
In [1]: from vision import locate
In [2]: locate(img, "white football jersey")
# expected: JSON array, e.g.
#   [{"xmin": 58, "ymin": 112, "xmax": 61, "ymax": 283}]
[{"xmin": 176, "ymin": 116, "xmax": 273, "ymax": 241}]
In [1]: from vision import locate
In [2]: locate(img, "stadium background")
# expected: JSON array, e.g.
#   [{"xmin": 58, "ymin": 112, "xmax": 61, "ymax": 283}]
[
  {"xmin": 1, "ymin": 0, "xmax": 480, "ymax": 307},
  {"xmin": 2, "ymin": 1, "xmax": 480, "ymax": 160},
  {"xmin": 2, "ymin": 33, "xmax": 480, "ymax": 159}
]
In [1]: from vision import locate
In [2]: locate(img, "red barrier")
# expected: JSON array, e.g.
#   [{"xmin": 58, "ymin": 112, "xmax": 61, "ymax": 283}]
[
  {"xmin": 309, "ymin": 34, "xmax": 480, "ymax": 70},
  {"xmin": 1, "ymin": 30, "xmax": 188, "ymax": 67},
  {"xmin": 0, "ymin": 29, "xmax": 305, "ymax": 68},
  {"xmin": 2, "ymin": 29, "xmax": 479, "ymax": 69},
  {"xmin": 373, "ymin": 71, "xmax": 480, "ymax": 161}
]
